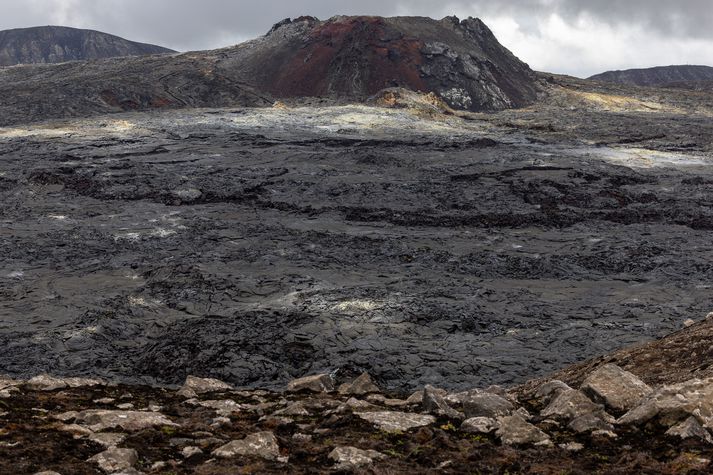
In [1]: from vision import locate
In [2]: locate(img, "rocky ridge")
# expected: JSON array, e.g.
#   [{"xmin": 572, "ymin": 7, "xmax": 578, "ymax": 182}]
[
  {"xmin": 2, "ymin": 364, "xmax": 713, "ymax": 474},
  {"xmin": 589, "ymin": 65, "xmax": 713, "ymax": 88},
  {"xmin": 0, "ymin": 26, "xmax": 175, "ymax": 66}
]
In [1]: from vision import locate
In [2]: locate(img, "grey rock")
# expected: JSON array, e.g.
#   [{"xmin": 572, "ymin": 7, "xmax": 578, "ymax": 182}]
[
  {"xmin": 274, "ymin": 401, "xmax": 310, "ymax": 417},
  {"xmin": 406, "ymin": 387, "xmax": 448, "ymax": 405},
  {"xmin": 534, "ymin": 380, "xmax": 572, "ymax": 404},
  {"xmin": 568, "ymin": 413, "xmax": 615, "ymax": 434},
  {"xmin": 213, "ymin": 431, "xmax": 280, "ymax": 460},
  {"xmin": 0, "ymin": 377, "xmax": 20, "ymax": 390},
  {"xmin": 88, "ymin": 433, "xmax": 127, "ymax": 448},
  {"xmin": 192, "ymin": 399, "xmax": 243, "ymax": 416},
  {"xmin": 88, "ymin": 447, "xmax": 138, "ymax": 473},
  {"xmin": 356, "ymin": 411, "xmax": 436, "ymax": 431},
  {"xmin": 581, "ymin": 364, "xmax": 652, "ymax": 413},
  {"xmin": 329, "ymin": 446, "xmax": 385, "ymax": 469},
  {"xmin": 34, "ymin": 472, "xmax": 63, "ymax": 475},
  {"xmin": 444, "ymin": 389, "xmax": 482, "ymax": 406},
  {"xmin": 177, "ymin": 375, "xmax": 232, "ymax": 398},
  {"xmin": 463, "ymin": 393, "xmax": 514, "ymax": 419},
  {"xmin": 666, "ymin": 416, "xmax": 713, "ymax": 444},
  {"xmin": 337, "ymin": 397, "xmax": 378, "ymax": 413},
  {"xmin": 618, "ymin": 377, "xmax": 713, "ymax": 428},
  {"xmin": 541, "ymin": 389, "xmax": 608, "ymax": 422},
  {"xmin": 287, "ymin": 374, "xmax": 334, "ymax": 393},
  {"xmin": 181, "ymin": 446, "xmax": 204, "ymax": 458},
  {"xmin": 26, "ymin": 374, "xmax": 103, "ymax": 391},
  {"xmin": 338, "ymin": 372, "xmax": 380, "ymax": 395},
  {"xmin": 591, "ymin": 429, "xmax": 618, "ymax": 439},
  {"xmin": 559, "ymin": 442, "xmax": 585, "ymax": 452},
  {"xmin": 461, "ymin": 417, "xmax": 497, "ymax": 434},
  {"xmin": 75, "ymin": 410, "xmax": 178, "ymax": 432},
  {"xmin": 26, "ymin": 375, "xmax": 67, "ymax": 391},
  {"xmin": 496, "ymin": 415, "xmax": 552, "ymax": 446},
  {"xmin": 422, "ymin": 385, "xmax": 464, "ymax": 420}
]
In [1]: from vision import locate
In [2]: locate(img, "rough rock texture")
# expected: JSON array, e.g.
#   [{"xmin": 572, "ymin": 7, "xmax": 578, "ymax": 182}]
[
  {"xmin": 87, "ymin": 447, "xmax": 138, "ymax": 473},
  {"xmin": 422, "ymin": 385, "xmax": 464, "ymax": 419},
  {"xmin": 463, "ymin": 393, "xmax": 514, "ymax": 419},
  {"xmin": 581, "ymin": 364, "xmax": 652, "ymax": 413},
  {"xmin": 177, "ymin": 375, "xmax": 232, "ymax": 398},
  {"xmin": 288, "ymin": 374, "xmax": 335, "ymax": 393},
  {"xmin": 461, "ymin": 417, "xmax": 497, "ymax": 434},
  {"xmin": 213, "ymin": 432, "xmax": 281, "ymax": 460},
  {"xmin": 589, "ymin": 65, "xmax": 713, "ymax": 87},
  {"xmin": 2, "ymin": 371, "xmax": 713, "ymax": 473},
  {"xmin": 0, "ymin": 26, "xmax": 174, "ymax": 67},
  {"xmin": 496, "ymin": 415, "xmax": 551, "ymax": 446},
  {"xmin": 356, "ymin": 411, "xmax": 436, "ymax": 431},
  {"xmin": 541, "ymin": 389, "xmax": 608, "ymax": 422},
  {"xmin": 338, "ymin": 372, "xmax": 380, "ymax": 395},
  {"xmin": 666, "ymin": 417, "xmax": 713, "ymax": 444},
  {"xmin": 328, "ymin": 446, "xmax": 385, "ymax": 469},
  {"xmin": 73, "ymin": 410, "xmax": 178, "ymax": 432},
  {"xmin": 618, "ymin": 378, "xmax": 713, "ymax": 428}
]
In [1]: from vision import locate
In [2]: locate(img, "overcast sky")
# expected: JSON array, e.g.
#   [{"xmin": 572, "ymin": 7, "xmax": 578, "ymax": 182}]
[{"xmin": 2, "ymin": 0, "xmax": 712, "ymax": 77}]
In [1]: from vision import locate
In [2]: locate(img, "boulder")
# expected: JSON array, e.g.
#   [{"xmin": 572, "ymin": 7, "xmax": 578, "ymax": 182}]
[
  {"xmin": 26, "ymin": 375, "xmax": 68, "ymax": 391},
  {"xmin": 329, "ymin": 446, "xmax": 385, "ymax": 470},
  {"xmin": 406, "ymin": 387, "xmax": 447, "ymax": 405},
  {"xmin": 287, "ymin": 374, "xmax": 334, "ymax": 393},
  {"xmin": 568, "ymin": 413, "xmax": 615, "ymax": 434},
  {"xmin": 88, "ymin": 433, "xmax": 127, "ymax": 448},
  {"xmin": 74, "ymin": 410, "xmax": 178, "ymax": 432},
  {"xmin": 356, "ymin": 411, "xmax": 436, "ymax": 432},
  {"xmin": 274, "ymin": 401, "xmax": 310, "ymax": 417},
  {"xmin": 338, "ymin": 373, "xmax": 380, "ymax": 395},
  {"xmin": 26, "ymin": 375, "xmax": 103, "ymax": 391},
  {"xmin": 191, "ymin": 399, "xmax": 243, "ymax": 416},
  {"xmin": 581, "ymin": 364, "xmax": 652, "ymax": 413},
  {"xmin": 534, "ymin": 380, "xmax": 572, "ymax": 404},
  {"xmin": 461, "ymin": 417, "xmax": 497, "ymax": 434},
  {"xmin": 666, "ymin": 417, "xmax": 713, "ymax": 444},
  {"xmin": 445, "ymin": 389, "xmax": 482, "ymax": 407},
  {"xmin": 177, "ymin": 375, "xmax": 232, "ymax": 398},
  {"xmin": 463, "ymin": 393, "xmax": 514, "ymax": 419},
  {"xmin": 213, "ymin": 431, "xmax": 280, "ymax": 460},
  {"xmin": 422, "ymin": 385, "xmax": 464, "ymax": 420},
  {"xmin": 541, "ymin": 389, "xmax": 608, "ymax": 422},
  {"xmin": 496, "ymin": 415, "xmax": 551, "ymax": 446},
  {"xmin": 618, "ymin": 377, "xmax": 713, "ymax": 428},
  {"xmin": 182, "ymin": 446, "xmax": 204, "ymax": 458},
  {"xmin": 88, "ymin": 448, "xmax": 138, "ymax": 473}
]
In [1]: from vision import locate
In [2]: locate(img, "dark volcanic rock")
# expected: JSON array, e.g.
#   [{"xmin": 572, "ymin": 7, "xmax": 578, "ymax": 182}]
[
  {"xmin": 0, "ymin": 26, "xmax": 174, "ymax": 66},
  {"xmin": 589, "ymin": 65, "xmax": 713, "ymax": 88},
  {"xmin": 0, "ymin": 15, "xmax": 538, "ymax": 126},
  {"xmin": 228, "ymin": 15, "xmax": 539, "ymax": 111}
]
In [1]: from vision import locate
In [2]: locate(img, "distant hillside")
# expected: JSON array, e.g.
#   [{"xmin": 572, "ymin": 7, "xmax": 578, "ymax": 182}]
[
  {"xmin": 0, "ymin": 26, "xmax": 175, "ymax": 66},
  {"xmin": 589, "ymin": 65, "xmax": 713, "ymax": 87}
]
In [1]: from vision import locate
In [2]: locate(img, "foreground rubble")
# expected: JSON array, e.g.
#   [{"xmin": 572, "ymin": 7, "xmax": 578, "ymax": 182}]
[{"xmin": 2, "ymin": 367, "xmax": 713, "ymax": 474}]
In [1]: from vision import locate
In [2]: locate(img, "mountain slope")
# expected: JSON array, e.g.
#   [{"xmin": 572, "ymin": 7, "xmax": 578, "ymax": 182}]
[
  {"xmin": 589, "ymin": 65, "xmax": 713, "ymax": 87},
  {"xmin": 224, "ymin": 15, "xmax": 539, "ymax": 111},
  {"xmin": 0, "ymin": 16, "xmax": 540, "ymax": 126},
  {"xmin": 0, "ymin": 25, "xmax": 175, "ymax": 66}
]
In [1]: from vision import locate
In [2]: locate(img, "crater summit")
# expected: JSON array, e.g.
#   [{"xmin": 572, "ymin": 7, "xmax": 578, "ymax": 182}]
[{"xmin": 229, "ymin": 15, "xmax": 540, "ymax": 111}]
